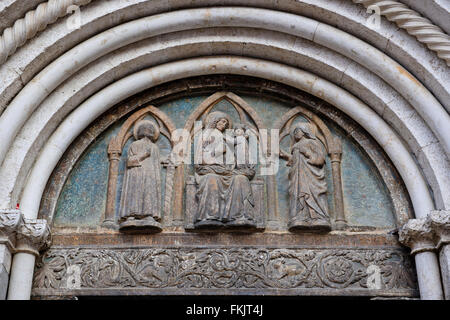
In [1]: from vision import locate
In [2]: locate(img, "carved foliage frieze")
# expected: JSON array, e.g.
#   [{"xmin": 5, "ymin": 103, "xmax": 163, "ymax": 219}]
[{"xmin": 33, "ymin": 247, "xmax": 417, "ymax": 295}]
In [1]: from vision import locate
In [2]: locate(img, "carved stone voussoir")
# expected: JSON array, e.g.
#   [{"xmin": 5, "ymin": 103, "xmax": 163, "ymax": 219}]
[
  {"xmin": 16, "ymin": 219, "xmax": 51, "ymax": 256},
  {"xmin": 0, "ymin": 210, "xmax": 23, "ymax": 249},
  {"xmin": 399, "ymin": 218, "xmax": 435, "ymax": 254},
  {"xmin": 32, "ymin": 247, "xmax": 417, "ymax": 296},
  {"xmin": 428, "ymin": 210, "xmax": 450, "ymax": 248}
]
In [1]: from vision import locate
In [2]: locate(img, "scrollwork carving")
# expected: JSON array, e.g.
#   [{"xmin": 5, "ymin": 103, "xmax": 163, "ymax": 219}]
[{"xmin": 33, "ymin": 247, "xmax": 417, "ymax": 295}]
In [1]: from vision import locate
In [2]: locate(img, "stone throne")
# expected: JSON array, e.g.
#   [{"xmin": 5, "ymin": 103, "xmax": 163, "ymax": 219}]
[{"xmin": 181, "ymin": 92, "xmax": 267, "ymax": 232}]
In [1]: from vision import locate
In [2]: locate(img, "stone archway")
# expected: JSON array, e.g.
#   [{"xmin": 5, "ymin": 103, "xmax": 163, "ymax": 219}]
[
  {"xmin": 0, "ymin": 1, "xmax": 448, "ymax": 300},
  {"xmin": 28, "ymin": 76, "xmax": 417, "ymax": 298}
]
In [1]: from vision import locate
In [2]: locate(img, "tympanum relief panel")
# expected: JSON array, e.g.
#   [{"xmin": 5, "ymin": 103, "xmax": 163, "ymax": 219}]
[{"xmin": 34, "ymin": 77, "xmax": 414, "ymax": 297}]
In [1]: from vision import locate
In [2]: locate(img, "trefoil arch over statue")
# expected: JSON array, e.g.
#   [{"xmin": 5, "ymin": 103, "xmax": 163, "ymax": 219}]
[
  {"xmin": 104, "ymin": 106, "xmax": 177, "ymax": 232},
  {"xmin": 274, "ymin": 106, "xmax": 346, "ymax": 231}
]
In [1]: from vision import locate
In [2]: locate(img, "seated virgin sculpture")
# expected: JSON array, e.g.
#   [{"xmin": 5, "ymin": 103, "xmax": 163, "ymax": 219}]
[
  {"xmin": 286, "ymin": 123, "xmax": 331, "ymax": 232},
  {"xmin": 193, "ymin": 111, "xmax": 257, "ymax": 229},
  {"xmin": 118, "ymin": 120, "xmax": 162, "ymax": 232}
]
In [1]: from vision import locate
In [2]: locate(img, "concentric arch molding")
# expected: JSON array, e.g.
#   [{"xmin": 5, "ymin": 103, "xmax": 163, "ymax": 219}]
[
  {"xmin": 1, "ymin": 0, "xmax": 449, "ymax": 66},
  {"xmin": 32, "ymin": 246, "xmax": 418, "ymax": 297}
]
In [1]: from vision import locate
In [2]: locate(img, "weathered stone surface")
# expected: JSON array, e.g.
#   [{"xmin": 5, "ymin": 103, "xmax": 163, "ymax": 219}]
[
  {"xmin": 0, "ymin": 210, "xmax": 22, "ymax": 249},
  {"xmin": 439, "ymin": 245, "xmax": 450, "ymax": 300},
  {"xmin": 0, "ymin": 244, "xmax": 12, "ymax": 299},
  {"xmin": 399, "ymin": 218, "xmax": 435, "ymax": 254},
  {"xmin": 429, "ymin": 210, "xmax": 450, "ymax": 248},
  {"xmin": 0, "ymin": 211, "xmax": 52, "ymax": 300},
  {"xmin": 15, "ymin": 219, "xmax": 51, "ymax": 256},
  {"xmin": 118, "ymin": 120, "xmax": 162, "ymax": 233},
  {"xmin": 0, "ymin": 263, "xmax": 8, "ymax": 300},
  {"xmin": 0, "ymin": 0, "xmax": 448, "ymax": 301},
  {"xmin": 428, "ymin": 210, "xmax": 450, "ymax": 299},
  {"xmin": 47, "ymin": 82, "xmax": 403, "ymax": 232},
  {"xmin": 190, "ymin": 111, "xmax": 260, "ymax": 231}
]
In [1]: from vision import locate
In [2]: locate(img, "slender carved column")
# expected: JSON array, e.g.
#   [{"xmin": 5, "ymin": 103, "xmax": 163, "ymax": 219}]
[
  {"xmin": 171, "ymin": 165, "xmax": 184, "ymax": 225},
  {"xmin": 428, "ymin": 210, "xmax": 450, "ymax": 299},
  {"xmin": 103, "ymin": 138, "xmax": 121, "ymax": 228},
  {"xmin": 329, "ymin": 139, "xmax": 346, "ymax": 230},
  {"xmin": 7, "ymin": 218, "xmax": 51, "ymax": 300},
  {"xmin": 399, "ymin": 218, "xmax": 444, "ymax": 300},
  {"xmin": 0, "ymin": 210, "xmax": 22, "ymax": 299}
]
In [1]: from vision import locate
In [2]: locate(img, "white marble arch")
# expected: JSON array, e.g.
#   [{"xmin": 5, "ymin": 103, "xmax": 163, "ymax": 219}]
[
  {"xmin": 6, "ymin": 56, "xmax": 442, "ymax": 300},
  {"xmin": 0, "ymin": 30, "xmax": 449, "ymax": 214},
  {"xmin": 0, "ymin": 1, "xmax": 447, "ymax": 301}
]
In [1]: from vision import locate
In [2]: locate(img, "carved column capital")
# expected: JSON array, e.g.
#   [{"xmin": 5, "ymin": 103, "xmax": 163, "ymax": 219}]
[
  {"xmin": 329, "ymin": 152, "xmax": 342, "ymax": 163},
  {"xmin": 399, "ymin": 218, "xmax": 436, "ymax": 254},
  {"xmin": 0, "ymin": 210, "xmax": 23, "ymax": 250},
  {"xmin": 15, "ymin": 219, "xmax": 51, "ymax": 256},
  {"xmin": 428, "ymin": 210, "xmax": 450, "ymax": 249}
]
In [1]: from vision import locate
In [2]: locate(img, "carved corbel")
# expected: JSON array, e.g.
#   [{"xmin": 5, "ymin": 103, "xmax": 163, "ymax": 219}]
[
  {"xmin": 15, "ymin": 219, "xmax": 51, "ymax": 256},
  {"xmin": 399, "ymin": 218, "xmax": 436, "ymax": 255},
  {"xmin": 428, "ymin": 210, "xmax": 450, "ymax": 249},
  {"xmin": 0, "ymin": 210, "xmax": 23, "ymax": 250}
]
